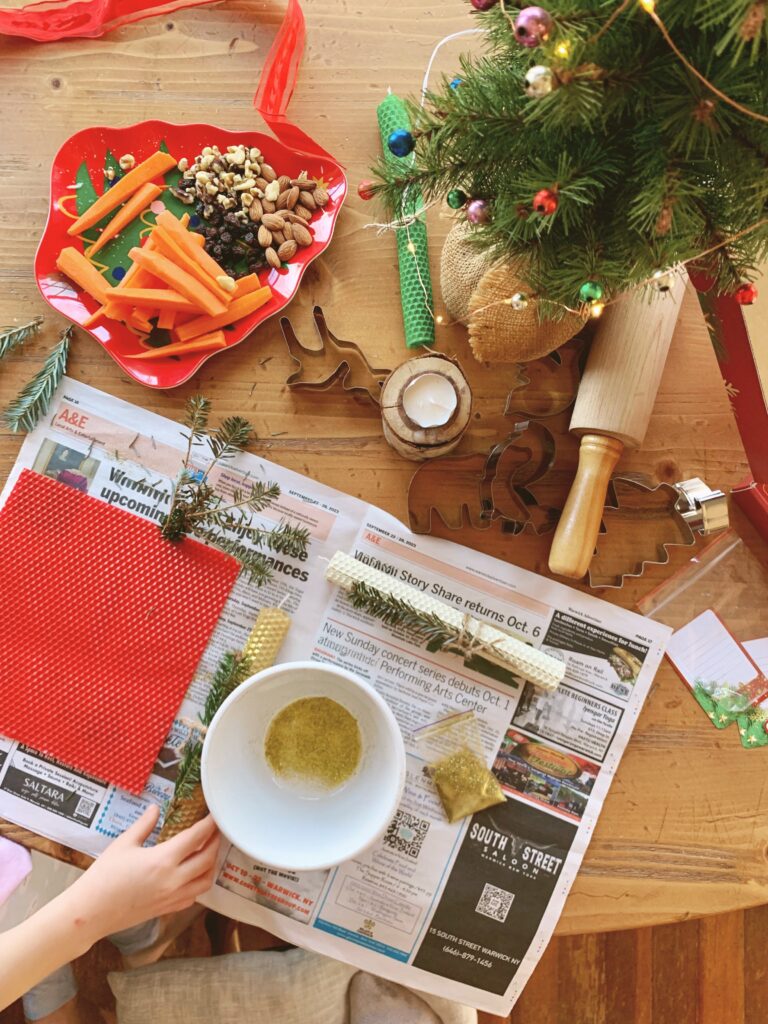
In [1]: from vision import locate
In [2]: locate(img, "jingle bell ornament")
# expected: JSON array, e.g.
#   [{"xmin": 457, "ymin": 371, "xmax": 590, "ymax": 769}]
[
  {"xmin": 466, "ymin": 199, "xmax": 490, "ymax": 224},
  {"xmin": 533, "ymin": 188, "xmax": 558, "ymax": 215},
  {"xmin": 578, "ymin": 280, "xmax": 604, "ymax": 303},
  {"xmin": 387, "ymin": 128, "xmax": 415, "ymax": 158},
  {"xmin": 734, "ymin": 282, "xmax": 758, "ymax": 305},
  {"xmin": 524, "ymin": 65, "xmax": 556, "ymax": 99},
  {"xmin": 357, "ymin": 179, "xmax": 376, "ymax": 201},
  {"xmin": 514, "ymin": 5, "xmax": 553, "ymax": 47},
  {"xmin": 507, "ymin": 292, "xmax": 530, "ymax": 311},
  {"xmin": 447, "ymin": 189, "xmax": 468, "ymax": 209}
]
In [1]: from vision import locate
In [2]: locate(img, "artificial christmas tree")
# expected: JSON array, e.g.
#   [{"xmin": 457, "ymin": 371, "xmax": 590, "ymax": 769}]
[{"xmin": 372, "ymin": 0, "xmax": 767, "ymax": 360}]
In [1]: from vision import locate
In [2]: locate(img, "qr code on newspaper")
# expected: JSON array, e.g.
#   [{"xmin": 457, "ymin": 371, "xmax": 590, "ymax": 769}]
[
  {"xmin": 383, "ymin": 810, "xmax": 430, "ymax": 859},
  {"xmin": 475, "ymin": 883, "xmax": 515, "ymax": 923}
]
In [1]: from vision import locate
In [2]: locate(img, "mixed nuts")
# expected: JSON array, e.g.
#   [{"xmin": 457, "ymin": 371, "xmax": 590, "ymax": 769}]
[{"xmin": 171, "ymin": 144, "xmax": 329, "ymax": 278}]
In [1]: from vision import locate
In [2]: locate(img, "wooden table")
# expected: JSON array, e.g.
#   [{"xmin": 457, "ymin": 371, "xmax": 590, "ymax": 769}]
[{"xmin": 1, "ymin": 0, "xmax": 766, "ymax": 937}]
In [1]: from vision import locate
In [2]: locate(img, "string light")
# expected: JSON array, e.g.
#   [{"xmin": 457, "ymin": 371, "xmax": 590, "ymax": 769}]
[
  {"xmin": 589, "ymin": 301, "xmax": 606, "ymax": 318},
  {"xmin": 638, "ymin": 0, "xmax": 655, "ymax": 12},
  {"xmin": 554, "ymin": 40, "xmax": 571, "ymax": 58}
]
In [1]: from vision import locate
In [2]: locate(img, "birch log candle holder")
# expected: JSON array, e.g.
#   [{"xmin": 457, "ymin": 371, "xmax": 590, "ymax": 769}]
[{"xmin": 380, "ymin": 353, "xmax": 472, "ymax": 460}]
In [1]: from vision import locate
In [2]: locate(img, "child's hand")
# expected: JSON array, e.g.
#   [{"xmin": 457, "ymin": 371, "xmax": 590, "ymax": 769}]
[{"xmin": 62, "ymin": 806, "xmax": 219, "ymax": 944}]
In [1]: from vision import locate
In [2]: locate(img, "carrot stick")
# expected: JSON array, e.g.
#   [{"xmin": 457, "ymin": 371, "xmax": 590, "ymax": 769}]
[
  {"xmin": 150, "ymin": 225, "xmax": 231, "ymax": 303},
  {"xmin": 156, "ymin": 210, "xmax": 229, "ymax": 281},
  {"xmin": 157, "ymin": 309, "xmax": 177, "ymax": 329},
  {"xmin": 86, "ymin": 183, "xmax": 162, "ymax": 257},
  {"xmin": 127, "ymin": 309, "xmax": 153, "ymax": 334},
  {"xmin": 104, "ymin": 287, "xmax": 200, "ymax": 312},
  {"xmin": 234, "ymin": 274, "xmax": 265, "ymax": 298},
  {"xmin": 125, "ymin": 331, "xmax": 228, "ymax": 359},
  {"xmin": 67, "ymin": 151, "xmax": 177, "ymax": 237},
  {"xmin": 56, "ymin": 247, "xmax": 110, "ymax": 305},
  {"xmin": 128, "ymin": 247, "xmax": 227, "ymax": 317},
  {"xmin": 190, "ymin": 231, "xmax": 206, "ymax": 247},
  {"xmin": 173, "ymin": 287, "xmax": 272, "ymax": 342}
]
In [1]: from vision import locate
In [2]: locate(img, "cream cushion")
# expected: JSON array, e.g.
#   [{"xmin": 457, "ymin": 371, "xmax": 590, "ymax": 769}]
[{"xmin": 108, "ymin": 948, "xmax": 477, "ymax": 1024}]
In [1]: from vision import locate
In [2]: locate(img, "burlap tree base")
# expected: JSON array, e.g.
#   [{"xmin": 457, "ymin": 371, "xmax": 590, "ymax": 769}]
[{"xmin": 440, "ymin": 221, "xmax": 586, "ymax": 364}]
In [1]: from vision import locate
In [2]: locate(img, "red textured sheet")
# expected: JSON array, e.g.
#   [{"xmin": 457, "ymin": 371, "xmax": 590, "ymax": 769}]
[{"xmin": 0, "ymin": 469, "xmax": 239, "ymax": 794}]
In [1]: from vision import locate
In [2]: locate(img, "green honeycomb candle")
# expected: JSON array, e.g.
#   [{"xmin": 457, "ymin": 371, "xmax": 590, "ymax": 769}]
[{"xmin": 376, "ymin": 92, "xmax": 435, "ymax": 349}]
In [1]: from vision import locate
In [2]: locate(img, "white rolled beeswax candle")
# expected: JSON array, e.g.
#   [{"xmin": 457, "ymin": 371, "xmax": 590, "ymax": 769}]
[{"xmin": 325, "ymin": 551, "xmax": 564, "ymax": 691}]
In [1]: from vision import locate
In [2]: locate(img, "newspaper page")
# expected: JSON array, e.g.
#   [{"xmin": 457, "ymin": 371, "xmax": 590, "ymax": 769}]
[{"xmin": 0, "ymin": 379, "xmax": 671, "ymax": 1015}]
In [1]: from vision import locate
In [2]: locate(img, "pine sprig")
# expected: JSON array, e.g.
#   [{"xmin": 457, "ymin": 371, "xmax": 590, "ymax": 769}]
[
  {"xmin": 349, "ymin": 581, "xmax": 461, "ymax": 649},
  {"xmin": 0, "ymin": 316, "xmax": 44, "ymax": 359},
  {"xmin": 160, "ymin": 396, "xmax": 309, "ymax": 585},
  {"xmin": 5, "ymin": 326, "xmax": 72, "ymax": 434}
]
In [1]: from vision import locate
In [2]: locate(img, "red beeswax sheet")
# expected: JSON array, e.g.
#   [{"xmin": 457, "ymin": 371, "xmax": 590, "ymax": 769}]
[{"xmin": 0, "ymin": 469, "xmax": 239, "ymax": 794}]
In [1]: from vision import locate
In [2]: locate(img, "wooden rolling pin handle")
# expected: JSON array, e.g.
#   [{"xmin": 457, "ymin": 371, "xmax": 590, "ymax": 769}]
[{"xmin": 548, "ymin": 434, "xmax": 624, "ymax": 580}]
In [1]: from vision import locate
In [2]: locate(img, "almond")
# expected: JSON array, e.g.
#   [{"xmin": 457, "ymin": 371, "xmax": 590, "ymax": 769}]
[
  {"xmin": 261, "ymin": 213, "xmax": 286, "ymax": 230},
  {"xmin": 299, "ymin": 190, "xmax": 317, "ymax": 210},
  {"xmin": 272, "ymin": 229, "xmax": 286, "ymax": 245},
  {"xmin": 277, "ymin": 175, "xmax": 292, "ymax": 190},
  {"xmin": 287, "ymin": 185, "xmax": 300, "ymax": 209},
  {"xmin": 249, "ymin": 196, "xmax": 263, "ymax": 219},
  {"xmin": 291, "ymin": 177, "xmax": 316, "ymax": 190},
  {"xmin": 291, "ymin": 222, "xmax": 313, "ymax": 247},
  {"xmin": 261, "ymin": 163, "xmax": 277, "ymax": 182},
  {"xmin": 262, "ymin": 199, "xmax": 277, "ymax": 213},
  {"xmin": 276, "ymin": 189, "xmax": 292, "ymax": 210},
  {"xmin": 278, "ymin": 240, "xmax": 298, "ymax": 261},
  {"xmin": 282, "ymin": 223, "xmax": 294, "ymax": 240},
  {"xmin": 265, "ymin": 246, "xmax": 282, "ymax": 269},
  {"xmin": 294, "ymin": 204, "xmax": 313, "ymax": 221},
  {"xmin": 314, "ymin": 187, "xmax": 329, "ymax": 207},
  {"xmin": 257, "ymin": 225, "xmax": 272, "ymax": 247}
]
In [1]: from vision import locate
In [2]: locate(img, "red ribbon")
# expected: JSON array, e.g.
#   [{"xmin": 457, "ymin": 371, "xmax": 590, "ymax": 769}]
[
  {"xmin": 0, "ymin": 0, "xmax": 218, "ymax": 42},
  {"xmin": 254, "ymin": 0, "xmax": 338, "ymax": 163}
]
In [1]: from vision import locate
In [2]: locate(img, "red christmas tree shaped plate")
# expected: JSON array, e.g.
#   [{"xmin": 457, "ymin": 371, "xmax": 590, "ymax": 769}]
[{"xmin": 35, "ymin": 120, "xmax": 347, "ymax": 389}]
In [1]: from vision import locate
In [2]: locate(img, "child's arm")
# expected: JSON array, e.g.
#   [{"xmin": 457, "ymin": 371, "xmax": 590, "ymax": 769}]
[{"xmin": 0, "ymin": 806, "xmax": 218, "ymax": 1010}]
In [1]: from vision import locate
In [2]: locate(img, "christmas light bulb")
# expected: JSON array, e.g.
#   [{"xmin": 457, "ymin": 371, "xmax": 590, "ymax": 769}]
[
  {"xmin": 638, "ymin": 0, "xmax": 655, "ymax": 11},
  {"xmin": 589, "ymin": 301, "xmax": 605, "ymax": 318},
  {"xmin": 554, "ymin": 40, "xmax": 570, "ymax": 58},
  {"xmin": 435, "ymin": 314, "xmax": 445, "ymax": 324}
]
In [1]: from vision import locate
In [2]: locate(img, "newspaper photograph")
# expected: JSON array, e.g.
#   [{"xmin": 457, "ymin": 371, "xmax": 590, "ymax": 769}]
[{"xmin": 0, "ymin": 379, "xmax": 672, "ymax": 1015}]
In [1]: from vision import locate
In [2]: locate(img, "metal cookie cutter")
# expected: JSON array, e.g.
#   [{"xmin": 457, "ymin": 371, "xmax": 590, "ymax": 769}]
[{"xmin": 674, "ymin": 477, "xmax": 729, "ymax": 535}]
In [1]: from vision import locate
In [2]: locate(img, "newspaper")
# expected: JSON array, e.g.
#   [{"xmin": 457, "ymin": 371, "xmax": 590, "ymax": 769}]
[{"xmin": 0, "ymin": 379, "xmax": 671, "ymax": 1015}]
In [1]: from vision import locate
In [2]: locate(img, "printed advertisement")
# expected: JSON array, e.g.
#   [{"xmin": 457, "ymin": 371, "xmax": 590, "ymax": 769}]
[{"xmin": 0, "ymin": 379, "xmax": 672, "ymax": 1016}]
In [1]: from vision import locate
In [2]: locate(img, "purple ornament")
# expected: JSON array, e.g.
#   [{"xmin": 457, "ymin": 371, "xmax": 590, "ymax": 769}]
[
  {"xmin": 466, "ymin": 199, "xmax": 490, "ymax": 225},
  {"xmin": 514, "ymin": 5, "xmax": 553, "ymax": 47},
  {"xmin": 471, "ymin": 0, "xmax": 498, "ymax": 10}
]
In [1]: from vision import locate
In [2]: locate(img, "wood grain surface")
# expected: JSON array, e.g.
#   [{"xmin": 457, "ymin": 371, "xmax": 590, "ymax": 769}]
[{"xmin": 0, "ymin": 0, "xmax": 766, "ymax": 936}]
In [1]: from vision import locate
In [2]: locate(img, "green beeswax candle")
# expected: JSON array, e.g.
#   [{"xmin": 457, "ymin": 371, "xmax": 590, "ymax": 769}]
[{"xmin": 376, "ymin": 91, "xmax": 435, "ymax": 349}]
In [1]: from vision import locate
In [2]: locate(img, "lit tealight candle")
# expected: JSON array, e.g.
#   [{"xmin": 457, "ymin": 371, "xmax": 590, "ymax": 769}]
[{"xmin": 402, "ymin": 372, "xmax": 458, "ymax": 428}]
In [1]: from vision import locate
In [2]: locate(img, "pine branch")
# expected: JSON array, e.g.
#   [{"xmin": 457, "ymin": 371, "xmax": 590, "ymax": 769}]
[
  {"xmin": 0, "ymin": 316, "xmax": 44, "ymax": 359},
  {"xmin": 349, "ymin": 581, "xmax": 460, "ymax": 649},
  {"xmin": 202, "ymin": 651, "xmax": 247, "ymax": 724},
  {"xmin": 5, "ymin": 326, "xmax": 72, "ymax": 434}
]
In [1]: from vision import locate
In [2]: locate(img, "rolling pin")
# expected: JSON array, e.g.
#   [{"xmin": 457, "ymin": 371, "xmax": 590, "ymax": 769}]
[{"xmin": 548, "ymin": 274, "xmax": 687, "ymax": 579}]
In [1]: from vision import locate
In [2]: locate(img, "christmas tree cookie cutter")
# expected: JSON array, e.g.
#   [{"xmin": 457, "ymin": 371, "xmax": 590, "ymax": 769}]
[
  {"xmin": 589, "ymin": 476, "xmax": 729, "ymax": 588},
  {"xmin": 280, "ymin": 306, "xmax": 391, "ymax": 403}
]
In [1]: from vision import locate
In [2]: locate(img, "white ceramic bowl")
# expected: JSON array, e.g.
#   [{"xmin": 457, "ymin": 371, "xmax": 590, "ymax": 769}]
[{"xmin": 201, "ymin": 660, "xmax": 406, "ymax": 871}]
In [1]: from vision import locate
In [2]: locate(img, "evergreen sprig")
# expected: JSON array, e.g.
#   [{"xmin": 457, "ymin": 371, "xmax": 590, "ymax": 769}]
[
  {"xmin": 349, "ymin": 581, "xmax": 461, "ymax": 649},
  {"xmin": 160, "ymin": 396, "xmax": 309, "ymax": 585},
  {"xmin": 5, "ymin": 326, "xmax": 72, "ymax": 433},
  {"xmin": 372, "ymin": 0, "xmax": 768, "ymax": 314},
  {"xmin": 0, "ymin": 316, "xmax": 44, "ymax": 359}
]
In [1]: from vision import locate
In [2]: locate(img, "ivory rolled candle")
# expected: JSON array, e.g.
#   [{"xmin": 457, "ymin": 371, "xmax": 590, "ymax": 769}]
[{"xmin": 325, "ymin": 551, "xmax": 564, "ymax": 691}]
